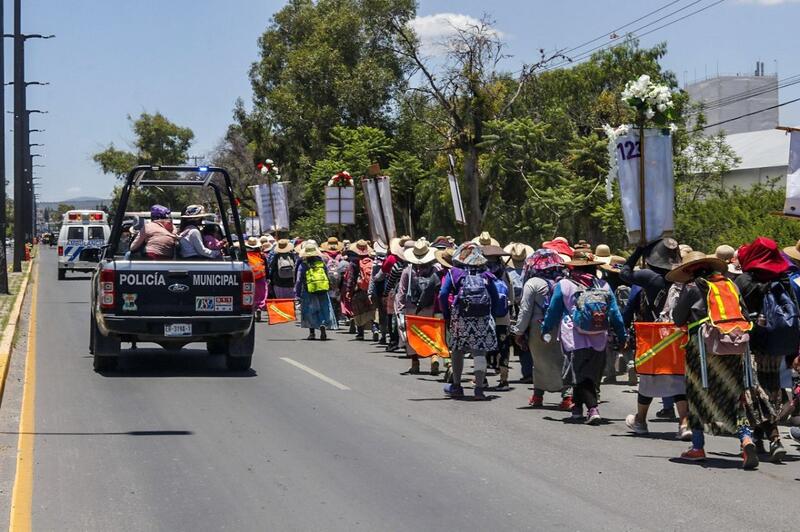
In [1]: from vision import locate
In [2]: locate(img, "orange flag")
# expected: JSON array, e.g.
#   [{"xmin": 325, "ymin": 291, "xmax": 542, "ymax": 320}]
[
  {"xmin": 266, "ymin": 299, "xmax": 297, "ymax": 325},
  {"xmin": 406, "ymin": 315, "xmax": 450, "ymax": 358},
  {"xmin": 634, "ymin": 322, "xmax": 687, "ymax": 376}
]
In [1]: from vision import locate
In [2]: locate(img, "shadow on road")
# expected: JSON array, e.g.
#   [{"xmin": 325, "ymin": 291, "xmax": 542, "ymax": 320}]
[{"xmin": 92, "ymin": 348, "xmax": 258, "ymax": 378}]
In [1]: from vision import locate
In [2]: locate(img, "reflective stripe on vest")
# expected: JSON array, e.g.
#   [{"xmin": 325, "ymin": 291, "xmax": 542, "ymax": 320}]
[{"xmin": 705, "ymin": 276, "xmax": 752, "ymax": 334}]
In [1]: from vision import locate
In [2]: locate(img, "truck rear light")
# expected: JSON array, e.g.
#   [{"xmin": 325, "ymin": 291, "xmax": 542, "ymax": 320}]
[
  {"xmin": 57, "ymin": 246, "xmax": 63, "ymax": 256},
  {"xmin": 241, "ymin": 269, "xmax": 254, "ymax": 312},
  {"xmin": 100, "ymin": 269, "xmax": 115, "ymax": 310}
]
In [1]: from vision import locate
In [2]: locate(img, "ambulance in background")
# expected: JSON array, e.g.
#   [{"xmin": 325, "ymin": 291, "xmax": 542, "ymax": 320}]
[{"xmin": 57, "ymin": 210, "xmax": 110, "ymax": 280}]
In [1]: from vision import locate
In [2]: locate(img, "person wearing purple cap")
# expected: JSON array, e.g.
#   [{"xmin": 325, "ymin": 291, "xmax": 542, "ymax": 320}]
[{"xmin": 129, "ymin": 204, "xmax": 179, "ymax": 260}]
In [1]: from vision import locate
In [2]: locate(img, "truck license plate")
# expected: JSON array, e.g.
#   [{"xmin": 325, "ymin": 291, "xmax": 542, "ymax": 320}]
[{"xmin": 164, "ymin": 324, "xmax": 192, "ymax": 337}]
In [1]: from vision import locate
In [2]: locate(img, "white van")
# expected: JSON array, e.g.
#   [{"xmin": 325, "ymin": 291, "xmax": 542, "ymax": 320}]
[{"xmin": 57, "ymin": 210, "xmax": 111, "ymax": 280}]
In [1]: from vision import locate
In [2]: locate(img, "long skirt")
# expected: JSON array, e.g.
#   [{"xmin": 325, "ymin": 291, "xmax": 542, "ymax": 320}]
[
  {"xmin": 527, "ymin": 333, "xmax": 564, "ymax": 392},
  {"xmin": 638, "ymin": 375, "xmax": 685, "ymax": 399},
  {"xmin": 685, "ymin": 338, "xmax": 774, "ymax": 435},
  {"xmin": 300, "ymin": 291, "xmax": 338, "ymax": 330},
  {"xmin": 351, "ymin": 290, "xmax": 375, "ymax": 328},
  {"xmin": 273, "ymin": 285, "xmax": 295, "ymax": 300},
  {"xmin": 448, "ymin": 308, "xmax": 497, "ymax": 353}
]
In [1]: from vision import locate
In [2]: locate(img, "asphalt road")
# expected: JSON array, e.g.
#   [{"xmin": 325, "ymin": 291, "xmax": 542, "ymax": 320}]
[{"xmin": 3, "ymin": 248, "xmax": 800, "ymax": 531}]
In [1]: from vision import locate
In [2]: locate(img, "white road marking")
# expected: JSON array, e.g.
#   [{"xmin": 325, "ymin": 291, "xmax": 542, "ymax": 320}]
[{"xmin": 280, "ymin": 357, "xmax": 351, "ymax": 390}]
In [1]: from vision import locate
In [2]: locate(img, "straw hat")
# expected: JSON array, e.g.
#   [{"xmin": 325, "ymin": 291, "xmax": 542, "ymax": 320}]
[
  {"xmin": 594, "ymin": 244, "xmax": 613, "ymax": 264},
  {"xmin": 574, "ymin": 240, "xmax": 592, "ymax": 252},
  {"xmin": 435, "ymin": 248, "xmax": 455, "ymax": 269},
  {"xmin": 481, "ymin": 244, "xmax": 510, "ymax": 258},
  {"xmin": 472, "ymin": 231, "xmax": 500, "ymax": 247},
  {"xmin": 598, "ymin": 255, "xmax": 626, "ymax": 275},
  {"xmin": 404, "ymin": 238, "xmax": 437, "ymax": 265},
  {"xmin": 783, "ymin": 240, "xmax": 800, "ymax": 262},
  {"xmin": 712, "ymin": 244, "xmax": 735, "ymax": 262},
  {"xmin": 431, "ymin": 235, "xmax": 456, "ymax": 249},
  {"xmin": 299, "ymin": 240, "xmax": 323, "ymax": 259},
  {"xmin": 389, "ymin": 235, "xmax": 412, "ymax": 256},
  {"xmin": 373, "ymin": 240, "xmax": 388, "ymax": 256},
  {"xmin": 567, "ymin": 249, "xmax": 602, "ymax": 267},
  {"xmin": 320, "ymin": 236, "xmax": 344, "ymax": 252},
  {"xmin": 665, "ymin": 251, "xmax": 727, "ymax": 283},
  {"xmin": 244, "ymin": 236, "xmax": 261, "ymax": 250},
  {"xmin": 274, "ymin": 238, "xmax": 293, "ymax": 254},
  {"xmin": 181, "ymin": 204, "xmax": 207, "ymax": 219},
  {"xmin": 349, "ymin": 239, "xmax": 373, "ymax": 257},
  {"xmin": 504, "ymin": 242, "xmax": 534, "ymax": 267},
  {"xmin": 453, "ymin": 242, "xmax": 487, "ymax": 267}
]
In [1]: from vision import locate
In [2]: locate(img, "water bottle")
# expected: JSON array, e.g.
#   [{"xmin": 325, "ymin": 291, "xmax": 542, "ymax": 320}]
[{"xmin": 542, "ymin": 333, "xmax": 552, "ymax": 344}]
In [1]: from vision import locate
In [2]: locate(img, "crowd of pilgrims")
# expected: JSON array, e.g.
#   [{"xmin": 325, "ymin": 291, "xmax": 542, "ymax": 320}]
[{"xmin": 202, "ymin": 216, "xmax": 800, "ymax": 471}]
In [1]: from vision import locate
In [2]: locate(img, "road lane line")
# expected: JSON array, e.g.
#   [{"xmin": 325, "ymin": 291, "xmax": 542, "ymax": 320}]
[
  {"xmin": 280, "ymin": 357, "xmax": 351, "ymax": 390},
  {"xmin": 9, "ymin": 260, "xmax": 38, "ymax": 531}
]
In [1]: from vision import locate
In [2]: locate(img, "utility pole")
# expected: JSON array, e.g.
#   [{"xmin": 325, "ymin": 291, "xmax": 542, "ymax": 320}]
[{"xmin": 0, "ymin": 0, "xmax": 8, "ymax": 293}]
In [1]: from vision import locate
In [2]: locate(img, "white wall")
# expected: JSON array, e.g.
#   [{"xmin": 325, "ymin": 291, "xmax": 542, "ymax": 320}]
[{"xmin": 722, "ymin": 165, "xmax": 786, "ymax": 190}]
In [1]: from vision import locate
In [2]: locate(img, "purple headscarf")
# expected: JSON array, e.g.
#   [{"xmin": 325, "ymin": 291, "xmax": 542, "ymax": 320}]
[{"xmin": 523, "ymin": 248, "xmax": 565, "ymax": 282}]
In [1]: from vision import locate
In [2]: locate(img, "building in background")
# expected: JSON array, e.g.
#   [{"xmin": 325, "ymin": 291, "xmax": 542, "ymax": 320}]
[
  {"xmin": 722, "ymin": 128, "xmax": 789, "ymax": 189},
  {"xmin": 686, "ymin": 63, "xmax": 778, "ymax": 135}
]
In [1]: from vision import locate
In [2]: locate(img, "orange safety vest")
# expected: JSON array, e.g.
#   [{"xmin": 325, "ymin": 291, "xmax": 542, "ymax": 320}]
[
  {"xmin": 705, "ymin": 274, "xmax": 752, "ymax": 334},
  {"xmin": 247, "ymin": 251, "xmax": 267, "ymax": 280}
]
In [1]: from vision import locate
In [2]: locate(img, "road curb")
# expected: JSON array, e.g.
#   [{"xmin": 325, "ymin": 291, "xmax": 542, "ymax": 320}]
[{"xmin": 0, "ymin": 256, "xmax": 37, "ymax": 408}]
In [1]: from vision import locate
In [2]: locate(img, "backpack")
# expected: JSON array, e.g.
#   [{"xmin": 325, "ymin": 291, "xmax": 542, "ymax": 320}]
[
  {"xmin": 325, "ymin": 255, "xmax": 342, "ymax": 288},
  {"xmin": 493, "ymin": 276, "xmax": 510, "ymax": 317},
  {"xmin": 357, "ymin": 257, "xmax": 373, "ymax": 292},
  {"xmin": 277, "ymin": 254, "xmax": 295, "ymax": 280},
  {"xmin": 305, "ymin": 261, "xmax": 330, "ymax": 293},
  {"xmin": 534, "ymin": 278, "xmax": 556, "ymax": 315},
  {"xmin": 761, "ymin": 280, "xmax": 800, "ymax": 357},
  {"xmin": 507, "ymin": 268, "xmax": 524, "ymax": 305},
  {"xmin": 615, "ymin": 285, "xmax": 631, "ymax": 312},
  {"xmin": 700, "ymin": 277, "xmax": 751, "ymax": 355},
  {"xmin": 455, "ymin": 271, "xmax": 491, "ymax": 318},
  {"xmin": 407, "ymin": 268, "xmax": 440, "ymax": 309},
  {"xmin": 570, "ymin": 280, "xmax": 611, "ymax": 335}
]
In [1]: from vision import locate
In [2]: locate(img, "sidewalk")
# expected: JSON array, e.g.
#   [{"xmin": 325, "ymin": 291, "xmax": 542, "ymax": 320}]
[{"xmin": 0, "ymin": 262, "xmax": 32, "ymax": 338}]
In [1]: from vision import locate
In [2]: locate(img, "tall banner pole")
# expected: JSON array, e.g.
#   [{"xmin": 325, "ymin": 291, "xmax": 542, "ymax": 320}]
[
  {"xmin": 372, "ymin": 178, "xmax": 390, "ymax": 246},
  {"xmin": 638, "ymin": 124, "xmax": 647, "ymax": 245}
]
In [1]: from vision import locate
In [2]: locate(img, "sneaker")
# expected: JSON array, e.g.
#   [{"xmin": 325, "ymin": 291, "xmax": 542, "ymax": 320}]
[
  {"xmin": 474, "ymin": 387, "xmax": 488, "ymax": 401},
  {"xmin": 372, "ymin": 331, "xmax": 379, "ymax": 342},
  {"xmin": 320, "ymin": 327, "xmax": 327, "ymax": 341},
  {"xmin": 378, "ymin": 335, "xmax": 387, "ymax": 345},
  {"xmin": 519, "ymin": 376, "xmax": 533, "ymax": 384},
  {"xmin": 430, "ymin": 361, "xmax": 440, "ymax": 376},
  {"xmin": 306, "ymin": 331, "xmax": 316, "ymax": 340},
  {"xmin": 741, "ymin": 438, "xmax": 760, "ymax": 470},
  {"xmin": 570, "ymin": 405, "xmax": 584, "ymax": 421},
  {"xmin": 586, "ymin": 407, "xmax": 601, "ymax": 425},
  {"xmin": 443, "ymin": 384, "xmax": 464, "ymax": 398},
  {"xmin": 385, "ymin": 343, "xmax": 399, "ymax": 352},
  {"xmin": 790, "ymin": 426, "xmax": 800, "ymax": 442},
  {"xmin": 495, "ymin": 381, "xmax": 510, "ymax": 392},
  {"xmin": 406, "ymin": 366, "xmax": 421, "ymax": 375},
  {"xmin": 559, "ymin": 397, "xmax": 574, "ymax": 411},
  {"xmin": 655, "ymin": 407, "xmax": 677, "ymax": 420},
  {"xmin": 625, "ymin": 414, "xmax": 649, "ymax": 435},
  {"xmin": 769, "ymin": 440, "xmax": 787, "ymax": 463},
  {"xmin": 528, "ymin": 395, "xmax": 543, "ymax": 407},
  {"xmin": 680, "ymin": 447, "xmax": 706, "ymax": 461},
  {"xmin": 355, "ymin": 333, "xmax": 365, "ymax": 340},
  {"xmin": 678, "ymin": 425, "xmax": 693, "ymax": 442}
]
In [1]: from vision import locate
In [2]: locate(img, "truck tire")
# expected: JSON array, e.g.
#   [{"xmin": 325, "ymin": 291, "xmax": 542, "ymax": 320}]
[
  {"xmin": 91, "ymin": 314, "xmax": 120, "ymax": 371},
  {"xmin": 58, "ymin": 268, "xmax": 65, "ymax": 280},
  {"xmin": 225, "ymin": 327, "xmax": 254, "ymax": 371}
]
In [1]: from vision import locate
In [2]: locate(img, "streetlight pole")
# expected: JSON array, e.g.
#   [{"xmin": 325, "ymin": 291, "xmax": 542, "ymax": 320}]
[{"xmin": 0, "ymin": 0, "xmax": 7, "ymax": 292}]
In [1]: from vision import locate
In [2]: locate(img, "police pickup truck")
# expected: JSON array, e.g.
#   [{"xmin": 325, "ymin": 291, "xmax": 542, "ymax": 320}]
[{"xmin": 90, "ymin": 165, "xmax": 255, "ymax": 372}]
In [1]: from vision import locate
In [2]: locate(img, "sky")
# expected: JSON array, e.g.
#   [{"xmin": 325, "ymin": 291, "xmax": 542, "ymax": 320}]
[{"xmin": 4, "ymin": 0, "xmax": 800, "ymax": 202}]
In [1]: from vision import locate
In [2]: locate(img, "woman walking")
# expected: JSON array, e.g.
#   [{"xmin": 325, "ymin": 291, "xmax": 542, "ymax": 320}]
[
  {"xmin": 295, "ymin": 240, "xmax": 338, "ymax": 340},
  {"xmin": 245, "ymin": 236, "xmax": 268, "ymax": 321}
]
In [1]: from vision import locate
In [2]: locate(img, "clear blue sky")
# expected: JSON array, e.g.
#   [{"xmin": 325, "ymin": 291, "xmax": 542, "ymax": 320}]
[{"xmin": 5, "ymin": 0, "xmax": 799, "ymax": 202}]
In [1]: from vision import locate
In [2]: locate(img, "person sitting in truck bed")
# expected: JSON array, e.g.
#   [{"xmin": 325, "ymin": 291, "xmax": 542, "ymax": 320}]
[
  {"xmin": 129, "ymin": 204, "xmax": 179, "ymax": 260},
  {"xmin": 201, "ymin": 222, "xmax": 225, "ymax": 251},
  {"xmin": 178, "ymin": 205, "xmax": 223, "ymax": 260}
]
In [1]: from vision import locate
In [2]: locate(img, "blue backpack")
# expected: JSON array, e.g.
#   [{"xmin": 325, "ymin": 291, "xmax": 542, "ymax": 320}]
[
  {"xmin": 493, "ymin": 276, "xmax": 509, "ymax": 317},
  {"xmin": 571, "ymin": 280, "xmax": 611, "ymax": 335},
  {"xmin": 762, "ymin": 280, "xmax": 800, "ymax": 357},
  {"xmin": 456, "ymin": 271, "xmax": 491, "ymax": 318}
]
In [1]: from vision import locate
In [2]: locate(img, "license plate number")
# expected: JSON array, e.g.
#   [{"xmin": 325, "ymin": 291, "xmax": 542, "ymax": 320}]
[{"xmin": 165, "ymin": 323, "xmax": 192, "ymax": 337}]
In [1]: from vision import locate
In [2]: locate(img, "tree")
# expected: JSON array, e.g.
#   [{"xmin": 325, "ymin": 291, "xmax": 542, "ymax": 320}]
[{"xmin": 50, "ymin": 203, "xmax": 76, "ymax": 224}]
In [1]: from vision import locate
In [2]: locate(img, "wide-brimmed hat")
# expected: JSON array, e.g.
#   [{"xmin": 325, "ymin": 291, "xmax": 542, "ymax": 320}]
[
  {"xmin": 504, "ymin": 242, "xmax": 534, "ymax": 266},
  {"xmin": 349, "ymin": 239, "xmax": 373, "ymax": 257},
  {"xmin": 481, "ymin": 244, "xmax": 510, "ymax": 258},
  {"xmin": 435, "ymin": 248, "xmax": 455, "ymax": 269},
  {"xmin": 432, "ymin": 236, "xmax": 456, "ymax": 249},
  {"xmin": 525, "ymin": 248, "xmax": 565, "ymax": 272},
  {"xmin": 542, "ymin": 237, "xmax": 574, "ymax": 259},
  {"xmin": 712, "ymin": 244, "xmax": 735, "ymax": 262},
  {"xmin": 472, "ymin": 231, "xmax": 500, "ymax": 247},
  {"xmin": 181, "ymin": 204, "xmax": 207, "ymax": 219},
  {"xmin": 274, "ymin": 238, "xmax": 293, "ymax": 254},
  {"xmin": 574, "ymin": 240, "xmax": 592, "ymax": 252},
  {"xmin": 783, "ymin": 240, "xmax": 800, "ymax": 262},
  {"xmin": 645, "ymin": 238, "xmax": 681, "ymax": 271},
  {"xmin": 320, "ymin": 236, "xmax": 344, "ymax": 252},
  {"xmin": 453, "ymin": 242, "xmax": 487, "ymax": 267},
  {"xmin": 299, "ymin": 240, "xmax": 323, "ymax": 258},
  {"xmin": 244, "ymin": 236, "xmax": 261, "ymax": 250},
  {"xmin": 567, "ymin": 249, "xmax": 602, "ymax": 268},
  {"xmin": 665, "ymin": 251, "xmax": 727, "ymax": 283},
  {"xmin": 594, "ymin": 244, "xmax": 613, "ymax": 264},
  {"xmin": 390, "ymin": 235, "xmax": 412, "ymax": 256},
  {"xmin": 373, "ymin": 240, "xmax": 388, "ymax": 256},
  {"xmin": 598, "ymin": 255, "xmax": 626, "ymax": 274},
  {"xmin": 404, "ymin": 238, "xmax": 437, "ymax": 265}
]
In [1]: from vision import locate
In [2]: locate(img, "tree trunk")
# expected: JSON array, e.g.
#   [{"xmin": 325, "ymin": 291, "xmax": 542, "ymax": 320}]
[{"xmin": 463, "ymin": 145, "xmax": 481, "ymax": 236}]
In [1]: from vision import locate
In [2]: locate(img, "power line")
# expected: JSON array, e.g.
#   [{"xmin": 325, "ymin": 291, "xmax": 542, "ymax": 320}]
[
  {"xmin": 701, "ymin": 95, "xmax": 800, "ymax": 130},
  {"xmin": 690, "ymin": 74, "xmax": 800, "ymax": 113}
]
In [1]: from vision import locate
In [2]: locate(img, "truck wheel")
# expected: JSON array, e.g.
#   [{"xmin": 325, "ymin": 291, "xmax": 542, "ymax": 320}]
[
  {"xmin": 91, "ymin": 314, "xmax": 120, "ymax": 371},
  {"xmin": 225, "ymin": 327, "xmax": 254, "ymax": 371},
  {"xmin": 58, "ymin": 269, "xmax": 65, "ymax": 280}
]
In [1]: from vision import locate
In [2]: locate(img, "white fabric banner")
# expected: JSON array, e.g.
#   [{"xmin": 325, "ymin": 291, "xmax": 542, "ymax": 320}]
[
  {"xmin": 254, "ymin": 182, "xmax": 290, "ymax": 231},
  {"xmin": 615, "ymin": 128, "xmax": 674, "ymax": 244},
  {"xmin": 324, "ymin": 186, "xmax": 356, "ymax": 225},
  {"xmin": 448, "ymin": 173, "xmax": 466, "ymax": 225},
  {"xmin": 783, "ymin": 132, "xmax": 800, "ymax": 216},
  {"xmin": 362, "ymin": 176, "xmax": 396, "ymax": 245}
]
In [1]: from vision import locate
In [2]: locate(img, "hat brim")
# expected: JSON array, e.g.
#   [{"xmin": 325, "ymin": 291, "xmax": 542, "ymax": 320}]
[
  {"xmin": 783, "ymin": 246, "xmax": 800, "ymax": 262},
  {"xmin": 245, "ymin": 244, "xmax": 261, "ymax": 250},
  {"xmin": 181, "ymin": 213, "xmax": 206, "ymax": 219},
  {"xmin": 404, "ymin": 248, "xmax": 436, "ymax": 265},
  {"xmin": 300, "ymin": 249, "xmax": 322, "ymax": 259},
  {"xmin": 665, "ymin": 257, "xmax": 728, "ymax": 283},
  {"xmin": 481, "ymin": 245, "xmax": 510, "ymax": 258},
  {"xmin": 435, "ymin": 249, "xmax": 453, "ymax": 268},
  {"xmin": 594, "ymin": 255, "xmax": 613, "ymax": 264},
  {"xmin": 320, "ymin": 242, "xmax": 344, "ymax": 252},
  {"xmin": 567, "ymin": 259, "xmax": 603, "ymax": 268},
  {"xmin": 349, "ymin": 247, "xmax": 373, "ymax": 257},
  {"xmin": 275, "ymin": 245, "xmax": 294, "ymax": 254}
]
